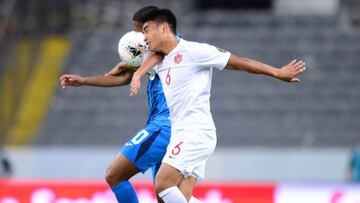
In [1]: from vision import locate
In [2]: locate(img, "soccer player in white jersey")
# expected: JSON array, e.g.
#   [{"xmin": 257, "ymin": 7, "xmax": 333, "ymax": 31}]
[{"xmin": 130, "ymin": 8, "xmax": 306, "ymax": 202}]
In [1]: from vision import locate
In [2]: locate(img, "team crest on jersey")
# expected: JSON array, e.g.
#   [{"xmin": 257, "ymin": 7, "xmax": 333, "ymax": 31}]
[
  {"xmin": 216, "ymin": 47, "xmax": 227, "ymax": 53},
  {"xmin": 174, "ymin": 53, "xmax": 183, "ymax": 64}
]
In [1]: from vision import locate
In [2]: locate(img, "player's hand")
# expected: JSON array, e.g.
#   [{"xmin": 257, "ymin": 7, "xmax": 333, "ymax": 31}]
[
  {"xmin": 60, "ymin": 74, "xmax": 85, "ymax": 88},
  {"xmin": 277, "ymin": 60, "xmax": 306, "ymax": 82},
  {"xmin": 105, "ymin": 62, "xmax": 128, "ymax": 76},
  {"xmin": 130, "ymin": 72, "xmax": 141, "ymax": 97}
]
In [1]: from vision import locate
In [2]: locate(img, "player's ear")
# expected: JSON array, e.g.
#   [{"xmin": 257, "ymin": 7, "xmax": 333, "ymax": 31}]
[{"xmin": 160, "ymin": 22, "xmax": 167, "ymax": 34}]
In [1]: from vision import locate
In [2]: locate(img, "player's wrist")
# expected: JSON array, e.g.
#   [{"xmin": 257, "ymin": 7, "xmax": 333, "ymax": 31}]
[
  {"xmin": 274, "ymin": 69, "xmax": 290, "ymax": 82},
  {"xmin": 272, "ymin": 68, "xmax": 281, "ymax": 79},
  {"xmin": 132, "ymin": 71, "xmax": 142, "ymax": 80}
]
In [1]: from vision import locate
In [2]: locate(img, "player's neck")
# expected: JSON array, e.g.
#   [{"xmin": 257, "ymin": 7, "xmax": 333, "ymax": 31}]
[{"xmin": 161, "ymin": 35, "xmax": 179, "ymax": 55}]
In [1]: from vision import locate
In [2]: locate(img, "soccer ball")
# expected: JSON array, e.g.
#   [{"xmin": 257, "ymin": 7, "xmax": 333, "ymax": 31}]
[{"xmin": 118, "ymin": 31, "xmax": 147, "ymax": 67}]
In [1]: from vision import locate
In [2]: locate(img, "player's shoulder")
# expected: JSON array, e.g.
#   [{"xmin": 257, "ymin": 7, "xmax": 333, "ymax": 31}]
[
  {"xmin": 181, "ymin": 39, "xmax": 221, "ymax": 62},
  {"xmin": 182, "ymin": 39, "xmax": 213, "ymax": 51}
]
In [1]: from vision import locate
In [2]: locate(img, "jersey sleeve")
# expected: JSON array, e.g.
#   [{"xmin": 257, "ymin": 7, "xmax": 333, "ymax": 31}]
[{"xmin": 190, "ymin": 42, "xmax": 231, "ymax": 71}]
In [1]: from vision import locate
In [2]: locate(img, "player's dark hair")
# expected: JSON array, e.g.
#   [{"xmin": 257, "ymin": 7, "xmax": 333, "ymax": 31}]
[
  {"xmin": 132, "ymin": 6, "xmax": 159, "ymax": 22},
  {"xmin": 140, "ymin": 8, "xmax": 177, "ymax": 34}
]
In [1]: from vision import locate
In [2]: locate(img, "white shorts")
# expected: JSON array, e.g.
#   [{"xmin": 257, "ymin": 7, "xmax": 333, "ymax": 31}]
[{"xmin": 162, "ymin": 129, "xmax": 217, "ymax": 182}]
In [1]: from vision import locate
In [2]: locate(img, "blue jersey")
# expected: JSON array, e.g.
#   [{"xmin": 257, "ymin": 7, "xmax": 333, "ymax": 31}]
[
  {"xmin": 120, "ymin": 73, "xmax": 171, "ymax": 182},
  {"xmin": 146, "ymin": 74, "xmax": 171, "ymax": 126}
]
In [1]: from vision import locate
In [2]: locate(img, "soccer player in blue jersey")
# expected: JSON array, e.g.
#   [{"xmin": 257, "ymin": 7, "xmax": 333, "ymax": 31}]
[{"xmin": 60, "ymin": 6, "xmax": 200, "ymax": 203}]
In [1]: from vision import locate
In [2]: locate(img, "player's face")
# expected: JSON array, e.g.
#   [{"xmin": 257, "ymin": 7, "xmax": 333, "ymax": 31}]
[{"xmin": 143, "ymin": 21, "xmax": 164, "ymax": 52}]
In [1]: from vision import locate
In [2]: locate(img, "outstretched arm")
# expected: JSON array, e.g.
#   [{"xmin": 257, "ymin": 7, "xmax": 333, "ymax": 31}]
[
  {"xmin": 60, "ymin": 62, "xmax": 134, "ymax": 88},
  {"xmin": 226, "ymin": 55, "xmax": 306, "ymax": 82},
  {"xmin": 130, "ymin": 53, "xmax": 163, "ymax": 96},
  {"xmin": 60, "ymin": 71, "xmax": 133, "ymax": 88}
]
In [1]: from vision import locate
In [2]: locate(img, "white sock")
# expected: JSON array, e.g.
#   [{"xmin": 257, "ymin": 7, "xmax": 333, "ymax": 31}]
[
  {"xmin": 189, "ymin": 196, "xmax": 202, "ymax": 203},
  {"xmin": 158, "ymin": 186, "xmax": 187, "ymax": 203}
]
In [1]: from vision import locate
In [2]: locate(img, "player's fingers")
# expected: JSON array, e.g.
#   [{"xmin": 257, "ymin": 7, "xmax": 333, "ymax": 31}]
[
  {"xmin": 62, "ymin": 82, "xmax": 67, "ymax": 88},
  {"xmin": 105, "ymin": 70, "xmax": 114, "ymax": 76},
  {"xmin": 62, "ymin": 83, "xmax": 69, "ymax": 88},
  {"xmin": 131, "ymin": 83, "xmax": 137, "ymax": 90},
  {"xmin": 61, "ymin": 78, "xmax": 69, "ymax": 85},
  {"xmin": 106, "ymin": 69, "xmax": 116, "ymax": 76},
  {"xmin": 294, "ymin": 64, "xmax": 306, "ymax": 73},
  {"xmin": 290, "ymin": 61, "xmax": 302, "ymax": 70},
  {"xmin": 294, "ymin": 61, "xmax": 305, "ymax": 69},
  {"xmin": 107, "ymin": 71, "xmax": 115, "ymax": 76},
  {"xmin": 110, "ymin": 70, "xmax": 121, "ymax": 76},
  {"xmin": 289, "ymin": 59, "xmax": 297, "ymax": 66},
  {"xmin": 297, "ymin": 67, "xmax": 306, "ymax": 73},
  {"xmin": 130, "ymin": 87, "xmax": 138, "ymax": 97},
  {"xmin": 291, "ymin": 77, "xmax": 300, "ymax": 82},
  {"xmin": 294, "ymin": 65, "xmax": 305, "ymax": 71},
  {"xmin": 60, "ymin": 75, "xmax": 69, "ymax": 81}
]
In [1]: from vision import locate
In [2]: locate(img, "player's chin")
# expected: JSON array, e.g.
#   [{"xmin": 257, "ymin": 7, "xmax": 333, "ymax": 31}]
[
  {"xmin": 148, "ymin": 44, "xmax": 156, "ymax": 52},
  {"xmin": 148, "ymin": 45, "xmax": 155, "ymax": 52}
]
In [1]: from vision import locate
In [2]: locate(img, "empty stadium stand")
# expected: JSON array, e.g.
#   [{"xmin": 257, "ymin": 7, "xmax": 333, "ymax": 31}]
[{"xmin": 2, "ymin": 0, "xmax": 359, "ymax": 148}]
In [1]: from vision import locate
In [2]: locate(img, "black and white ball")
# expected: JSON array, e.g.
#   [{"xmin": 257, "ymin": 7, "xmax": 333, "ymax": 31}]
[{"xmin": 118, "ymin": 31, "xmax": 147, "ymax": 67}]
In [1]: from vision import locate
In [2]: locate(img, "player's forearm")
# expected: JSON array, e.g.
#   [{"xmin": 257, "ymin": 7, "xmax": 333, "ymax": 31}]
[
  {"xmin": 133, "ymin": 53, "xmax": 163, "ymax": 78},
  {"xmin": 226, "ymin": 55, "xmax": 280, "ymax": 78},
  {"xmin": 83, "ymin": 73, "xmax": 132, "ymax": 87}
]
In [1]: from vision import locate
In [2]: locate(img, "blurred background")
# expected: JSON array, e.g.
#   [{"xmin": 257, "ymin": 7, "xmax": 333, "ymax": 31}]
[{"xmin": 0, "ymin": 0, "xmax": 360, "ymax": 202}]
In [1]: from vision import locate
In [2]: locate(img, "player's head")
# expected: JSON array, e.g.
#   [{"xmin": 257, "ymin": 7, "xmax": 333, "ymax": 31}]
[
  {"xmin": 132, "ymin": 6, "xmax": 159, "ymax": 32},
  {"xmin": 140, "ymin": 8, "xmax": 177, "ymax": 52}
]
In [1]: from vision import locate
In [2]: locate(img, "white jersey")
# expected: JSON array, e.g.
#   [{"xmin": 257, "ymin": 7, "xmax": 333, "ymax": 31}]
[{"xmin": 154, "ymin": 39, "xmax": 231, "ymax": 131}]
